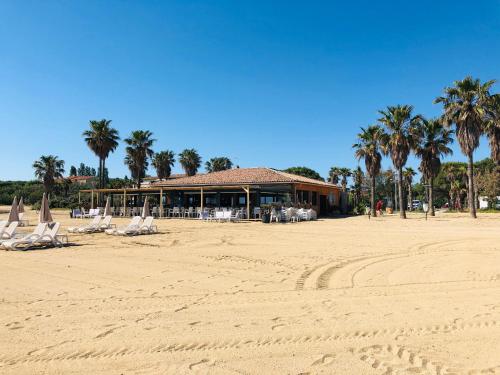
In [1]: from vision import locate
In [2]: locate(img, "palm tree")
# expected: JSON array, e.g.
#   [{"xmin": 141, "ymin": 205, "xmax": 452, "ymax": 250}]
[
  {"xmin": 353, "ymin": 125, "xmax": 385, "ymax": 217},
  {"xmin": 124, "ymin": 130, "xmax": 155, "ymax": 188},
  {"xmin": 82, "ymin": 119, "xmax": 120, "ymax": 189},
  {"xmin": 328, "ymin": 167, "xmax": 341, "ymax": 185},
  {"xmin": 435, "ymin": 76, "xmax": 495, "ymax": 217},
  {"xmin": 402, "ymin": 167, "xmax": 416, "ymax": 211},
  {"xmin": 442, "ymin": 163, "xmax": 468, "ymax": 210},
  {"xmin": 484, "ymin": 94, "xmax": 500, "ymax": 169},
  {"xmin": 414, "ymin": 118, "xmax": 453, "ymax": 216},
  {"xmin": 352, "ymin": 166, "xmax": 364, "ymax": 206},
  {"xmin": 205, "ymin": 157, "xmax": 233, "ymax": 173},
  {"xmin": 152, "ymin": 150, "xmax": 176, "ymax": 180},
  {"xmin": 33, "ymin": 155, "xmax": 65, "ymax": 194},
  {"xmin": 179, "ymin": 149, "xmax": 202, "ymax": 176},
  {"xmin": 378, "ymin": 104, "xmax": 421, "ymax": 219},
  {"xmin": 338, "ymin": 168, "xmax": 352, "ymax": 192}
]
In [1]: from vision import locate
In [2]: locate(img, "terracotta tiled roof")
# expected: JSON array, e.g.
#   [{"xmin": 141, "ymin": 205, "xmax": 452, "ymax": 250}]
[
  {"xmin": 67, "ymin": 176, "xmax": 94, "ymax": 181},
  {"xmin": 152, "ymin": 168, "xmax": 337, "ymax": 188}
]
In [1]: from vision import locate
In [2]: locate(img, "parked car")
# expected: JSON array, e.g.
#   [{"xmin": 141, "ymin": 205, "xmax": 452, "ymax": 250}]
[{"xmin": 409, "ymin": 200, "xmax": 421, "ymax": 210}]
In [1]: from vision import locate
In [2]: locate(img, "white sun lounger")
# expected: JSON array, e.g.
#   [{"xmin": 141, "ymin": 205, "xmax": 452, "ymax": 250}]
[
  {"xmin": 97, "ymin": 216, "xmax": 115, "ymax": 232},
  {"xmin": 68, "ymin": 216, "xmax": 101, "ymax": 233},
  {"xmin": 106, "ymin": 216, "xmax": 142, "ymax": 235},
  {"xmin": 0, "ymin": 221, "xmax": 8, "ymax": 237},
  {"xmin": 2, "ymin": 223, "xmax": 48, "ymax": 250},
  {"xmin": 1, "ymin": 221, "xmax": 19, "ymax": 240},
  {"xmin": 139, "ymin": 216, "xmax": 157, "ymax": 234}
]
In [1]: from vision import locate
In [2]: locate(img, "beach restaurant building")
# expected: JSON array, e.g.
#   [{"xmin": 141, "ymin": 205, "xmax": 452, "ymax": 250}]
[{"xmin": 80, "ymin": 168, "xmax": 341, "ymax": 218}]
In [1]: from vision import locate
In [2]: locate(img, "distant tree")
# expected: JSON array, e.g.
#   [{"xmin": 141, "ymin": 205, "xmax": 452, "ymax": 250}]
[
  {"xmin": 338, "ymin": 168, "xmax": 352, "ymax": 192},
  {"xmin": 83, "ymin": 119, "xmax": 120, "ymax": 189},
  {"xmin": 179, "ymin": 149, "xmax": 202, "ymax": 176},
  {"xmin": 205, "ymin": 157, "xmax": 233, "ymax": 173},
  {"xmin": 378, "ymin": 104, "xmax": 421, "ymax": 219},
  {"xmin": 152, "ymin": 150, "xmax": 176, "ymax": 180},
  {"xmin": 353, "ymin": 125, "xmax": 384, "ymax": 216},
  {"xmin": 402, "ymin": 167, "xmax": 416, "ymax": 211},
  {"xmin": 414, "ymin": 117, "xmax": 453, "ymax": 215},
  {"xmin": 328, "ymin": 167, "xmax": 341, "ymax": 185},
  {"xmin": 435, "ymin": 76, "xmax": 495, "ymax": 218},
  {"xmin": 33, "ymin": 155, "xmax": 65, "ymax": 194},
  {"xmin": 124, "ymin": 130, "xmax": 155, "ymax": 189},
  {"xmin": 283, "ymin": 167, "xmax": 324, "ymax": 181},
  {"xmin": 69, "ymin": 165, "xmax": 77, "ymax": 176},
  {"xmin": 352, "ymin": 166, "xmax": 364, "ymax": 205}
]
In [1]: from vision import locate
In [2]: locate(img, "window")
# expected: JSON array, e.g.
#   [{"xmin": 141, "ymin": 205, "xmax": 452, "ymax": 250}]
[{"xmin": 238, "ymin": 196, "xmax": 246, "ymax": 205}]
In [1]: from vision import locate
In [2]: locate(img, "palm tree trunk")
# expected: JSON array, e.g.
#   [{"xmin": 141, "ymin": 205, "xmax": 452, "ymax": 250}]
[
  {"xmin": 429, "ymin": 177, "xmax": 435, "ymax": 216},
  {"xmin": 408, "ymin": 184, "xmax": 412, "ymax": 212},
  {"xmin": 371, "ymin": 175, "xmax": 376, "ymax": 217},
  {"xmin": 102, "ymin": 158, "xmax": 106, "ymax": 189},
  {"xmin": 398, "ymin": 167, "xmax": 406, "ymax": 219},
  {"xmin": 467, "ymin": 154, "xmax": 477, "ymax": 218}
]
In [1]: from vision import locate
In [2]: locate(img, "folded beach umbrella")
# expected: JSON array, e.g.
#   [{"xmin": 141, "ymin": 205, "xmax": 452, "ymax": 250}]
[
  {"xmin": 141, "ymin": 196, "xmax": 150, "ymax": 218},
  {"xmin": 39, "ymin": 193, "xmax": 53, "ymax": 223},
  {"xmin": 18, "ymin": 197, "xmax": 25, "ymax": 213},
  {"xmin": 7, "ymin": 196, "xmax": 19, "ymax": 223},
  {"xmin": 103, "ymin": 196, "xmax": 112, "ymax": 216}
]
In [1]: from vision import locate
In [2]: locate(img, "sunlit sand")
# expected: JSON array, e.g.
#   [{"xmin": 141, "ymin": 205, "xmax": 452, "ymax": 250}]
[{"xmin": 1, "ymin": 208, "xmax": 499, "ymax": 374}]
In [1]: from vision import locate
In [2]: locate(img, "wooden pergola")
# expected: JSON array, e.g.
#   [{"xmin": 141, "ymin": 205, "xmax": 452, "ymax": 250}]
[{"xmin": 79, "ymin": 185, "xmax": 253, "ymax": 219}]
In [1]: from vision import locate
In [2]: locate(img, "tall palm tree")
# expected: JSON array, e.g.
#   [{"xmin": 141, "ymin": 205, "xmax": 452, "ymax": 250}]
[
  {"xmin": 414, "ymin": 118, "xmax": 453, "ymax": 216},
  {"xmin": 328, "ymin": 167, "xmax": 341, "ymax": 185},
  {"xmin": 82, "ymin": 119, "xmax": 120, "ymax": 189},
  {"xmin": 205, "ymin": 157, "xmax": 233, "ymax": 173},
  {"xmin": 33, "ymin": 155, "xmax": 65, "ymax": 194},
  {"xmin": 378, "ymin": 104, "xmax": 421, "ymax": 219},
  {"xmin": 402, "ymin": 167, "xmax": 416, "ymax": 211},
  {"xmin": 338, "ymin": 168, "xmax": 352, "ymax": 192},
  {"xmin": 435, "ymin": 76, "xmax": 495, "ymax": 218},
  {"xmin": 152, "ymin": 150, "xmax": 176, "ymax": 180},
  {"xmin": 124, "ymin": 130, "xmax": 155, "ymax": 189},
  {"xmin": 179, "ymin": 149, "xmax": 202, "ymax": 176},
  {"xmin": 353, "ymin": 125, "xmax": 385, "ymax": 217}
]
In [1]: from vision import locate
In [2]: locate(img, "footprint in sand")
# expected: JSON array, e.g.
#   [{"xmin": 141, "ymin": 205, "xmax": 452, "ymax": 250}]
[
  {"xmin": 311, "ymin": 354, "xmax": 335, "ymax": 366},
  {"xmin": 271, "ymin": 323, "xmax": 285, "ymax": 331},
  {"xmin": 188, "ymin": 359, "xmax": 213, "ymax": 370}
]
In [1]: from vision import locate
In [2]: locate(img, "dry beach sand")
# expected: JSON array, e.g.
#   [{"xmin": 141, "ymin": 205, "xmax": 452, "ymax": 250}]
[{"xmin": 0, "ymin": 208, "xmax": 499, "ymax": 374}]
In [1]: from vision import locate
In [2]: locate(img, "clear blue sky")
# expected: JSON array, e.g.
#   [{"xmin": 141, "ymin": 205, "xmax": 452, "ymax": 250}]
[{"xmin": 1, "ymin": 0, "xmax": 499, "ymax": 181}]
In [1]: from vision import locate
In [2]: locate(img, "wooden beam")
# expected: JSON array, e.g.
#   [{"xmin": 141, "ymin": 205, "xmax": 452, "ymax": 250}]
[
  {"xmin": 200, "ymin": 187, "xmax": 204, "ymax": 213},
  {"xmin": 78, "ymin": 191, "xmax": 81, "ymax": 205},
  {"xmin": 123, "ymin": 189, "xmax": 126, "ymax": 217},
  {"xmin": 91, "ymin": 190, "xmax": 94, "ymax": 209},
  {"xmin": 243, "ymin": 185, "xmax": 250, "ymax": 219},
  {"xmin": 159, "ymin": 188, "xmax": 164, "ymax": 218}
]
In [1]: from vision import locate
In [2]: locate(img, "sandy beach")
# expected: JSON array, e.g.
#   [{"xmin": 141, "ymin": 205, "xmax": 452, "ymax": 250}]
[{"xmin": 1, "ymin": 209, "xmax": 499, "ymax": 374}]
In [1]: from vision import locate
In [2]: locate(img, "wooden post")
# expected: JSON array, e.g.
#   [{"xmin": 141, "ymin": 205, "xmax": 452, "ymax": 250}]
[
  {"xmin": 123, "ymin": 189, "xmax": 126, "ymax": 216},
  {"xmin": 159, "ymin": 188, "xmax": 164, "ymax": 218},
  {"xmin": 200, "ymin": 187, "xmax": 204, "ymax": 213},
  {"xmin": 78, "ymin": 191, "xmax": 81, "ymax": 205},
  {"xmin": 242, "ymin": 186, "xmax": 250, "ymax": 220},
  {"xmin": 91, "ymin": 190, "xmax": 94, "ymax": 209}
]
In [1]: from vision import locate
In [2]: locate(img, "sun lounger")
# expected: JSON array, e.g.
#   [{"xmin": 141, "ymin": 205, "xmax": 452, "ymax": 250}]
[
  {"xmin": 0, "ymin": 221, "xmax": 7, "ymax": 237},
  {"xmin": 2, "ymin": 223, "xmax": 48, "ymax": 250},
  {"xmin": 105, "ymin": 216, "xmax": 142, "ymax": 235},
  {"xmin": 68, "ymin": 216, "xmax": 101, "ymax": 233},
  {"xmin": 139, "ymin": 216, "xmax": 157, "ymax": 234},
  {"xmin": 1, "ymin": 221, "xmax": 19, "ymax": 240},
  {"xmin": 97, "ymin": 216, "xmax": 115, "ymax": 232}
]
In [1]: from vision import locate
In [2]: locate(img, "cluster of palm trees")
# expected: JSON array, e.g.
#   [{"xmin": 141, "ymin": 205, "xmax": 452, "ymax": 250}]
[
  {"xmin": 328, "ymin": 167, "xmax": 352, "ymax": 191},
  {"xmin": 33, "ymin": 120, "xmax": 236, "ymax": 194},
  {"xmin": 353, "ymin": 76, "xmax": 499, "ymax": 219},
  {"xmin": 82, "ymin": 121, "xmax": 235, "ymax": 188}
]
